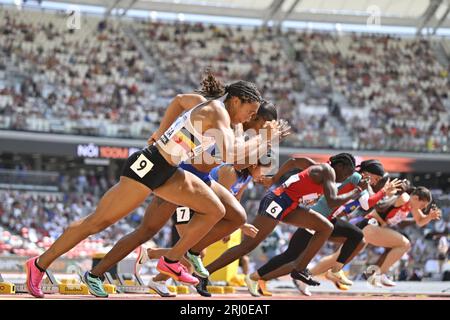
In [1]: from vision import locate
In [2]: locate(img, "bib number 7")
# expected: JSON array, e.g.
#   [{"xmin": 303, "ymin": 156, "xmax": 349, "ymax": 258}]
[{"xmin": 176, "ymin": 207, "xmax": 191, "ymax": 223}]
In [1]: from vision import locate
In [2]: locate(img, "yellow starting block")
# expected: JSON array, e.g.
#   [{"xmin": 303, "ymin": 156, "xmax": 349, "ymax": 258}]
[
  {"xmin": 60, "ymin": 278, "xmax": 79, "ymax": 285},
  {"xmin": 0, "ymin": 282, "xmax": 15, "ymax": 294},
  {"xmin": 203, "ymin": 230, "xmax": 241, "ymax": 283},
  {"xmin": 58, "ymin": 283, "xmax": 89, "ymax": 295},
  {"xmin": 176, "ymin": 285, "xmax": 190, "ymax": 294},
  {"xmin": 228, "ymin": 274, "xmax": 246, "ymax": 287},
  {"xmin": 103, "ymin": 284, "xmax": 117, "ymax": 294},
  {"xmin": 207, "ymin": 286, "xmax": 224, "ymax": 294},
  {"xmin": 223, "ymin": 286, "xmax": 236, "ymax": 294},
  {"xmin": 167, "ymin": 285, "xmax": 177, "ymax": 293}
]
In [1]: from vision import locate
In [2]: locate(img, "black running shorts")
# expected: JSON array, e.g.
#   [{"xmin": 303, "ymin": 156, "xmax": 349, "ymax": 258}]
[{"xmin": 121, "ymin": 144, "xmax": 178, "ymax": 190}]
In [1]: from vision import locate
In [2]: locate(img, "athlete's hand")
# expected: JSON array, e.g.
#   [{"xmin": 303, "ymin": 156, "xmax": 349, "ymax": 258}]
[
  {"xmin": 358, "ymin": 177, "xmax": 370, "ymax": 191},
  {"xmin": 262, "ymin": 120, "xmax": 279, "ymax": 144},
  {"xmin": 278, "ymin": 119, "xmax": 291, "ymax": 140},
  {"xmin": 241, "ymin": 223, "xmax": 259, "ymax": 238},
  {"xmin": 383, "ymin": 178, "xmax": 403, "ymax": 197},
  {"xmin": 147, "ymin": 132, "xmax": 159, "ymax": 146},
  {"xmin": 429, "ymin": 207, "xmax": 441, "ymax": 220},
  {"xmin": 263, "ymin": 120, "xmax": 291, "ymax": 142}
]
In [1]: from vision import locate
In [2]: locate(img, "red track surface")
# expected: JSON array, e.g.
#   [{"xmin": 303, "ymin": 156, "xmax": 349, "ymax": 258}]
[{"xmin": 1, "ymin": 292, "xmax": 449, "ymax": 300}]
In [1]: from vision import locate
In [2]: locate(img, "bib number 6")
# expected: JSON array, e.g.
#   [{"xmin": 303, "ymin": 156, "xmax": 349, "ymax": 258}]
[
  {"xmin": 266, "ymin": 201, "xmax": 283, "ymax": 219},
  {"xmin": 130, "ymin": 154, "xmax": 154, "ymax": 178}
]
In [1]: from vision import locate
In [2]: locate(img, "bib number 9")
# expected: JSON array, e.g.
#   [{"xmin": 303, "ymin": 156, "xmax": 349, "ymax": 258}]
[{"xmin": 130, "ymin": 154, "xmax": 154, "ymax": 178}]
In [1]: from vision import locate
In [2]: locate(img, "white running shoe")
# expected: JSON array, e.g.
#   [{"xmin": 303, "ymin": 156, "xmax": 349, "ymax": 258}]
[
  {"xmin": 325, "ymin": 270, "xmax": 353, "ymax": 286},
  {"xmin": 380, "ymin": 274, "xmax": 397, "ymax": 287},
  {"xmin": 148, "ymin": 278, "xmax": 176, "ymax": 297},
  {"xmin": 245, "ymin": 275, "xmax": 260, "ymax": 297},
  {"xmin": 134, "ymin": 245, "xmax": 149, "ymax": 275},
  {"xmin": 293, "ymin": 279, "xmax": 312, "ymax": 296},
  {"xmin": 367, "ymin": 274, "xmax": 383, "ymax": 288}
]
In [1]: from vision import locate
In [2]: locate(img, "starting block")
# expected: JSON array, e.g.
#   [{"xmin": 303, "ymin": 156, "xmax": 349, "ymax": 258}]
[
  {"xmin": 103, "ymin": 283, "xmax": 117, "ymax": 294},
  {"xmin": 58, "ymin": 283, "xmax": 89, "ymax": 295},
  {"xmin": 167, "ymin": 285, "xmax": 177, "ymax": 293},
  {"xmin": 108, "ymin": 273, "xmax": 150, "ymax": 294},
  {"xmin": 0, "ymin": 282, "xmax": 15, "ymax": 294},
  {"xmin": 176, "ymin": 285, "xmax": 190, "ymax": 294},
  {"xmin": 0, "ymin": 273, "xmax": 15, "ymax": 294},
  {"xmin": 207, "ymin": 285, "xmax": 225, "ymax": 294},
  {"xmin": 223, "ymin": 286, "xmax": 236, "ymax": 294},
  {"xmin": 50, "ymin": 270, "xmax": 89, "ymax": 295}
]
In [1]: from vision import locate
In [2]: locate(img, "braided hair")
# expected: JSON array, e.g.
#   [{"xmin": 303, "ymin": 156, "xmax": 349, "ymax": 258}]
[
  {"xmin": 195, "ymin": 69, "xmax": 262, "ymax": 103},
  {"xmin": 329, "ymin": 153, "xmax": 356, "ymax": 170}
]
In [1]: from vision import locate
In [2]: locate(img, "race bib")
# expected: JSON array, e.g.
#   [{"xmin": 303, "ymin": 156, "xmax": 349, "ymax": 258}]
[
  {"xmin": 266, "ymin": 201, "xmax": 283, "ymax": 219},
  {"xmin": 176, "ymin": 207, "xmax": 191, "ymax": 223},
  {"xmin": 300, "ymin": 193, "xmax": 319, "ymax": 206},
  {"xmin": 130, "ymin": 154, "xmax": 154, "ymax": 178}
]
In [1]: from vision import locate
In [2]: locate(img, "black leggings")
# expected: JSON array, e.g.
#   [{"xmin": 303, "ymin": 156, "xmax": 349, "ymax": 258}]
[{"xmin": 257, "ymin": 218, "xmax": 363, "ymax": 277}]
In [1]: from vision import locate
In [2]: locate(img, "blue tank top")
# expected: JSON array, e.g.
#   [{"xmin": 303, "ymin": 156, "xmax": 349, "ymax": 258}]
[
  {"xmin": 179, "ymin": 162, "xmax": 212, "ymax": 183},
  {"xmin": 177, "ymin": 143, "xmax": 218, "ymax": 184},
  {"xmin": 210, "ymin": 163, "xmax": 252, "ymax": 196},
  {"xmin": 311, "ymin": 172, "xmax": 362, "ymax": 217}
]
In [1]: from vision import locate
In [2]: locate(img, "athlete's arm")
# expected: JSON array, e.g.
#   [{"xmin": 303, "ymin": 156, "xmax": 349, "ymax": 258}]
[
  {"xmin": 270, "ymin": 157, "xmax": 317, "ymax": 185},
  {"xmin": 151, "ymin": 94, "xmax": 207, "ymax": 142},
  {"xmin": 411, "ymin": 205, "xmax": 441, "ymax": 227},
  {"xmin": 375, "ymin": 193, "xmax": 404, "ymax": 214},
  {"xmin": 217, "ymin": 165, "xmax": 237, "ymax": 192},
  {"xmin": 235, "ymin": 180, "xmax": 250, "ymax": 201},
  {"xmin": 360, "ymin": 178, "xmax": 402, "ymax": 210},
  {"xmin": 321, "ymin": 164, "xmax": 362, "ymax": 208},
  {"xmin": 211, "ymin": 105, "xmax": 272, "ymax": 165}
]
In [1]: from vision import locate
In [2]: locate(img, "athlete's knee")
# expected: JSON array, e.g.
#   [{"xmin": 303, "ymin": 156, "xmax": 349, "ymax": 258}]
[
  {"xmin": 228, "ymin": 205, "xmax": 246, "ymax": 226},
  {"xmin": 282, "ymin": 250, "xmax": 299, "ymax": 262},
  {"xmin": 320, "ymin": 219, "xmax": 334, "ymax": 235},
  {"xmin": 363, "ymin": 225, "xmax": 376, "ymax": 238},
  {"xmin": 401, "ymin": 238, "xmax": 411, "ymax": 251},
  {"xmin": 209, "ymin": 201, "xmax": 226, "ymax": 222},
  {"xmin": 350, "ymin": 229, "xmax": 364, "ymax": 243}
]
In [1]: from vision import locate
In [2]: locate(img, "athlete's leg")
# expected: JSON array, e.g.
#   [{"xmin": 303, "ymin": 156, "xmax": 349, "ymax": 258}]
[
  {"xmin": 256, "ymin": 228, "xmax": 313, "ymax": 280},
  {"xmin": 151, "ymin": 224, "xmax": 192, "ymax": 282},
  {"xmin": 363, "ymin": 225, "xmax": 411, "ymax": 274},
  {"xmin": 240, "ymin": 256, "xmax": 250, "ymax": 275},
  {"xmin": 189, "ymin": 181, "xmax": 246, "ymax": 253},
  {"xmin": 153, "ymin": 169, "xmax": 226, "ymax": 262},
  {"xmin": 205, "ymin": 215, "xmax": 279, "ymax": 275},
  {"xmin": 327, "ymin": 218, "xmax": 364, "ymax": 272},
  {"xmin": 283, "ymin": 208, "xmax": 334, "ymax": 272},
  {"xmin": 38, "ymin": 177, "xmax": 151, "ymax": 269},
  {"xmin": 376, "ymin": 248, "xmax": 391, "ymax": 267},
  {"xmin": 91, "ymin": 196, "xmax": 177, "ymax": 276},
  {"xmin": 251, "ymin": 209, "xmax": 332, "ymax": 281}
]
